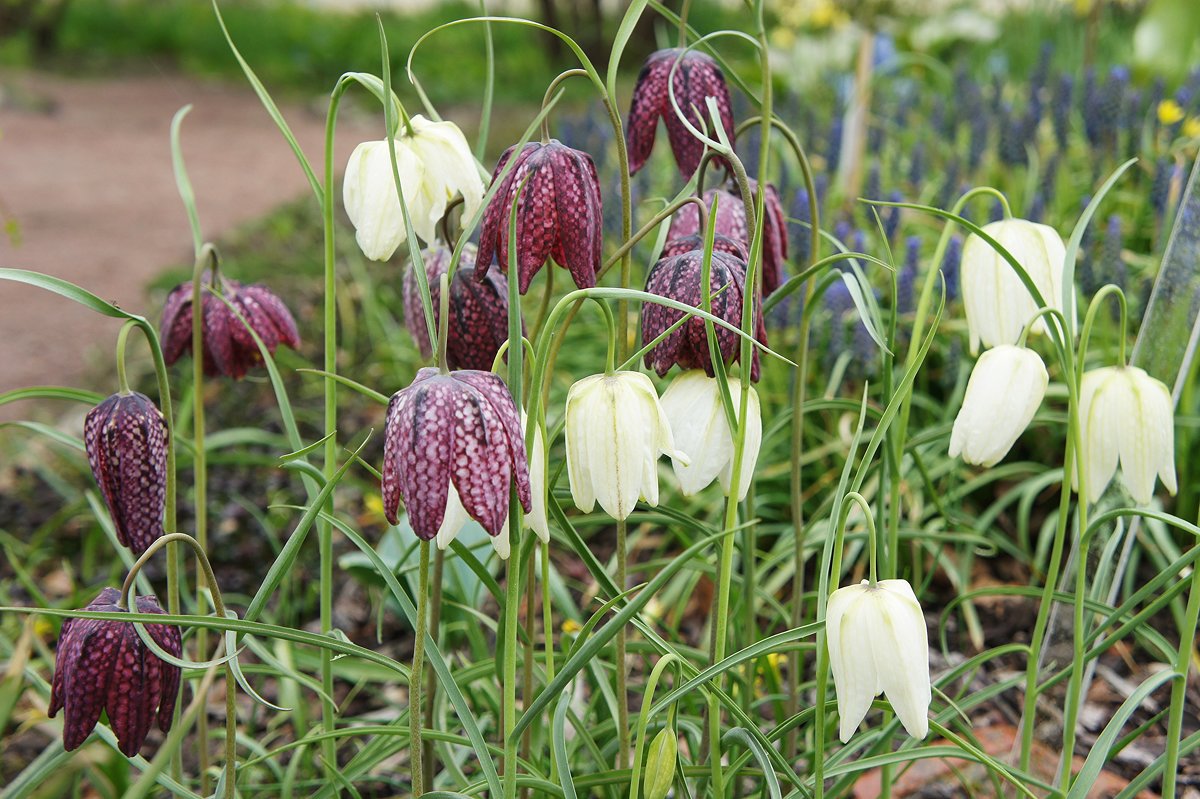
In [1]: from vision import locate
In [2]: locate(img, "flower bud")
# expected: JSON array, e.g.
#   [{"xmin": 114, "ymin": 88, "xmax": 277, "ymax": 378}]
[
  {"xmin": 642, "ymin": 726, "xmax": 678, "ymax": 799},
  {"xmin": 826, "ymin": 579, "xmax": 930, "ymax": 743},
  {"xmin": 84, "ymin": 392, "xmax": 168, "ymax": 554},
  {"xmin": 960, "ymin": 219, "xmax": 1067, "ymax": 354},
  {"xmin": 382, "ymin": 368, "xmax": 531, "ymax": 559},
  {"xmin": 1076, "ymin": 365, "xmax": 1177, "ymax": 505},
  {"xmin": 48, "ymin": 588, "xmax": 182, "ymax": 756},
  {"xmin": 475, "ymin": 140, "xmax": 602, "ymax": 294},
  {"xmin": 949, "ymin": 345, "xmax": 1048, "ymax": 467},
  {"xmin": 659, "ymin": 370, "xmax": 761, "ymax": 500},
  {"xmin": 564, "ymin": 371, "xmax": 682, "ymax": 521}
]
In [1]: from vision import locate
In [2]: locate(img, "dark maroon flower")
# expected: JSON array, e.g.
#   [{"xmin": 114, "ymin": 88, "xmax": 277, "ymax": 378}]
[
  {"xmin": 403, "ymin": 242, "xmax": 519, "ymax": 371},
  {"xmin": 641, "ymin": 244, "xmax": 766, "ymax": 381},
  {"xmin": 475, "ymin": 140, "xmax": 602, "ymax": 294},
  {"xmin": 627, "ymin": 48, "xmax": 736, "ymax": 178},
  {"xmin": 84, "ymin": 392, "xmax": 168, "ymax": 555},
  {"xmin": 667, "ymin": 181, "xmax": 789, "ymax": 294},
  {"xmin": 48, "ymin": 588, "xmax": 182, "ymax": 757},
  {"xmin": 160, "ymin": 272, "xmax": 300, "ymax": 380},
  {"xmin": 660, "ymin": 233, "xmax": 748, "ymax": 261},
  {"xmin": 382, "ymin": 368, "xmax": 531, "ymax": 546}
]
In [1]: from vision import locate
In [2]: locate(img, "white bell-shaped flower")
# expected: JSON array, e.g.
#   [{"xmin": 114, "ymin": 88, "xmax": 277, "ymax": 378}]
[
  {"xmin": 961, "ymin": 219, "xmax": 1067, "ymax": 354},
  {"xmin": 564, "ymin": 371, "xmax": 682, "ymax": 520},
  {"xmin": 826, "ymin": 579, "xmax": 931, "ymax": 743},
  {"xmin": 433, "ymin": 482, "xmax": 511, "ymax": 560},
  {"xmin": 659, "ymin": 370, "xmax": 762, "ymax": 500},
  {"xmin": 343, "ymin": 115, "xmax": 483, "ymax": 261},
  {"xmin": 1076, "ymin": 365, "xmax": 1177, "ymax": 505},
  {"xmin": 522, "ymin": 413, "xmax": 551, "ymax": 544},
  {"xmin": 949, "ymin": 345, "xmax": 1049, "ymax": 467}
]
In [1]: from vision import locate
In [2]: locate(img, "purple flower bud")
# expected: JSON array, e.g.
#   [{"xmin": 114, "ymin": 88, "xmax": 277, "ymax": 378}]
[
  {"xmin": 641, "ymin": 245, "xmax": 766, "ymax": 381},
  {"xmin": 403, "ymin": 242, "xmax": 517, "ymax": 372},
  {"xmin": 475, "ymin": 140, "xmax": 602, "ymax": 294},
  {"xmin": 382, "ymin": 369, "xmax": 531, "ymax": 541},
  {"xmin": 48, "ymin": 588, "xmax": 181, "ymax": 756},
  {"xmin": 161, "ymin": 273, "xmax": 300, "ymax": 380},
  {"xmin": 665, "ymin": 180, "xmax": 788, "ymax": 293},
  {"xmin": 84, "ymin": 392, "xmax": 168, "ymax": 554},
  {"xmin": 626, "ymin": 49, "xmax": 736, "ymax": 178}
]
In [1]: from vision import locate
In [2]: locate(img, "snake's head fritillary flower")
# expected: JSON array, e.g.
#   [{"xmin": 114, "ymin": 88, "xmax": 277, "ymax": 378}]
[
  {"xmin": 522, "ymin": 412, "xmax": 550, "ymax": 545},
  {"xmin": 160, "ymin": 273, "xmax": 300, "ymax": 380},
  {"xmin": 960, "ymin": 219, "xmax": 1067, "ymax": 355},
  {"xmin": 626, "ymin": 48, "xmax": 735, "ymax": 178},
  {"xmin": 641, "ymin": 242, "xmax": 765, "ymax": 381},
  {"xmin": 666, "ymin": 181, "xmax": 788, "ymax": 293},
  {"xmin": 84, "ymin": 392, "xmax": 168, "ymax": 554},
  {"xmin": 659, "ymin": 370, "xmax": 762, "ymax": 500},
  {"xmin": 827, "ymin": 579, "xmax": 931, "ymax": 743},
  {"xmin": 382, "ymin": 368, "xmax": 531, "ymax": 559},
  {"xmin": 949, "ymin": 345, "xmax": 1049, "ymax": 467},
  {"xmin": 1076, "ymin": 365, "xmax": 1177, "ymax": 505},
  {"xmin": 402, "ymin": 242, "xmax": 515, "ymax": 371},
  {"xmin": 343, "ymin": 116, "xmax": 484, "ymax": 261},
  {"xmin": 475, "ymin": 140, "xmax": 602, "ymax": 294},
  {"xmin": 48, "ymin": 588, "xmax": 182, "ymax": 756},
  {"xmin": 564, "ymin": 371, "xmax": 682, "ymax": 521}
]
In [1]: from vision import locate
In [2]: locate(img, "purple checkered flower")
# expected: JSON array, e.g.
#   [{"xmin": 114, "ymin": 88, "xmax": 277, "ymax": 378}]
[
  {"xmin": 382, "ymin": 368, "xmax": 531, "ymax": 556},
  {"xmin": 626, "ymin": 48, "xmax": 735, "ymax": 178},
  {"xmin": 403, "ymin": 242, "xmax": 516, "ymax": 372},
  {"xmin": 641, "ymin": 240, "xmax": 765, "ymax": 381},
  {"xmin": 666, "ymin": 180, "xmax": 788, "ymax": 294},
  {"xmin": 161, "ymin": 272, "xmax": 300, "ymax": 380},
  {"xmin": 475, "ymin": 140, "xmax": 602, "ymax": 295},
  {"xmin": 84, "ymin": 392, "xmax": 168, "ymax": 554},
  {"xmin": 49, "ymin": 588, "xmax": 182, "ymax": 757}
]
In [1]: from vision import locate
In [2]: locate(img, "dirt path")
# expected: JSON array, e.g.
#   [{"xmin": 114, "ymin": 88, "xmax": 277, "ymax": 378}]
[{"xmin": 0, "ymin": 71, "xmax": 372, "ymax": 420}]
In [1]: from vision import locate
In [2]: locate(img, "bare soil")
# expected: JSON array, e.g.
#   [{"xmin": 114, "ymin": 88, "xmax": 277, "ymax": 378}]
[{"xmin": 0, "ymin": 70, "xmax": 372, "ymax": 420}]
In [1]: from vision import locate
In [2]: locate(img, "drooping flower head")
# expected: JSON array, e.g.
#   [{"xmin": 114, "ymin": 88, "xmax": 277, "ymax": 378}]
[
  {"xmin": 49, "ymin": 588, "xmax": 182, "ymax": 756},
  {"xmin": 960, "ymin": 218, "xmax": 1066, "ymax": 354},
  {"xmin": 161, "ymin": 272, "xmax": 300, "ymax": 380},
  {"xmin": 826, "ymin": 579, "xmax": 931, "ymax": 743},
  {"xmin": 475, "ymin": 140, "xmax": 602, "ymax": 294},
  {"xmin": 84, "ymin": 392, "xmax": 168, "ymax": 555},
  {"xmin": 641, "ymin": 238, "xmax": 765, "ymax": 381},
  {"xmin": 1076, "ymin": 365, "xmax": 1177, "ymax": 505},
  {"xmin": 949, "ymin": 345, "xmax": 1049, "ymax": 467},
  {"xmin": 382, "ymin": 368, "xmax": 531, "ymax": 558},
  {"xmin": 402, "ymin": 242, "xmax": 517, "ymax": 371},
  {"xmin": 564, "ymin": 371, "xmax": 682, "ymax": 521},
  {"xmin": 659, "ymin": 370, "xmax": 762, "ymax": 500},
  {"xmin": 626, "ymin": 48, "xmax": 735, "ymax": 178},
  {"xmin": 666, "ymin": 181, "xmax": 788, "ymax": 293},
  {"xmin": 343, "ymin": 116, "xmax": 484, "ymax": 261}
]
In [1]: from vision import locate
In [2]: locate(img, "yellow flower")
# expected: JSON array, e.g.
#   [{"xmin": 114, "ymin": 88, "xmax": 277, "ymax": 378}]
[
  {"xmin": 561, "ymin": 619, "xmax": 582, "ymax": 634},
  {"xmin": 1184, "ymin": 117, "xmax": 1200, "ymax": 139},
  {"xmin": 1158, "ymin": 99, "xmax": 1185, "ymax": 126}
]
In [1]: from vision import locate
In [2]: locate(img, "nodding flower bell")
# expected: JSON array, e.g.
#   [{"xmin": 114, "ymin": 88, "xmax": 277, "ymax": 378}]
[
  {"xmin": 949, "ymin": 345, "xmax": 1049, "ymax": 467},
  {"xmin": 641, "ymin": 235, "xmax": 765, "ymax": 381},
  {"xmin": 826, "ymin": 579, "xmax": 931, "ymax": 743},
  {"xmin": 1076, "ymin": 365, "xmax": 1177, "ymax": 505},
  {"xmin": 84, "ymin": 392, "xmax": 168, "ymax": 554},
  {"xmin": 382, "ymin": 368, "xmax": 531, "ymax": 559},
  {"xmin": 564, "ymin": 371, "xmax": 682, "ymax": 521},
  {"xmin": 49, "ymin": 588, "xmax": 182, "ymax": 756},
  {"xmin": 666, "ymin": 181, "xmax": 788, "ymax": 293},
  {"xmin": 402, "ymin": 242, "xmax": 515, "ymax": 372},
  {"xmin": 474, "ymin": 140, "xmax": 602, "ymax": 294},
  {"xmin": 626, "ymin": 48, "xmax": 736, "ymax": 178},
  {"xmin": 160, "ymin": 273, "xmax": 300, "ymax": 380},
  {"xmin": 960, "ymin": 218, "xmax": 1067, "ymax": 354},
  {"xmin": 343, "ymin": 115, "xmax": 484, "ymax": 261},
  {"xmin": 659, "ymin": 370, "xmax": 762, "ymax": 500}
]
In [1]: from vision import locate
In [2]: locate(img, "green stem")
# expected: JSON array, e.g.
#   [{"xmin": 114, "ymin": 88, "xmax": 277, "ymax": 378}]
[
  {"xmin": 677, "ymin": 0, "xmax": 692, "ymax": 47},
  {"xmin": 191, "ymin": 246, "xmax": 215, "ymax": 795},
  {"xmin": 114, "ymin": 321, "xmax": 137, "ymax": 395},
  {"xmin": 540, "ymin": 70, "xmax": 588, "ymax": 142},
  {"xmin": 423, "ymin": 547, "xmax": 444, "ymax": 786},
  {"xmin": 615, "ymin": 515, "xmax": 630, "ymax": 772},
  {"xmin": 436, "ymin": 272, "xmax": 451, "ymax": 373},
  {"xmin": 1162, "ymin": 536, "xmax": 1200, "ymax": 799},
  {"xmin": 502, "ymin": 524, "xmax": 521, "ymax": 799},
  {"xmin": 1076, "ymin": 284, "xmax": 1129, "ymax": 367},
  {"xmin": 411, "ymin": 541, "xmax": 430, "ymax": 795},
  {"xmin": 599, "ymin": 94, "xmax": 632, "ymax": 361}
]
